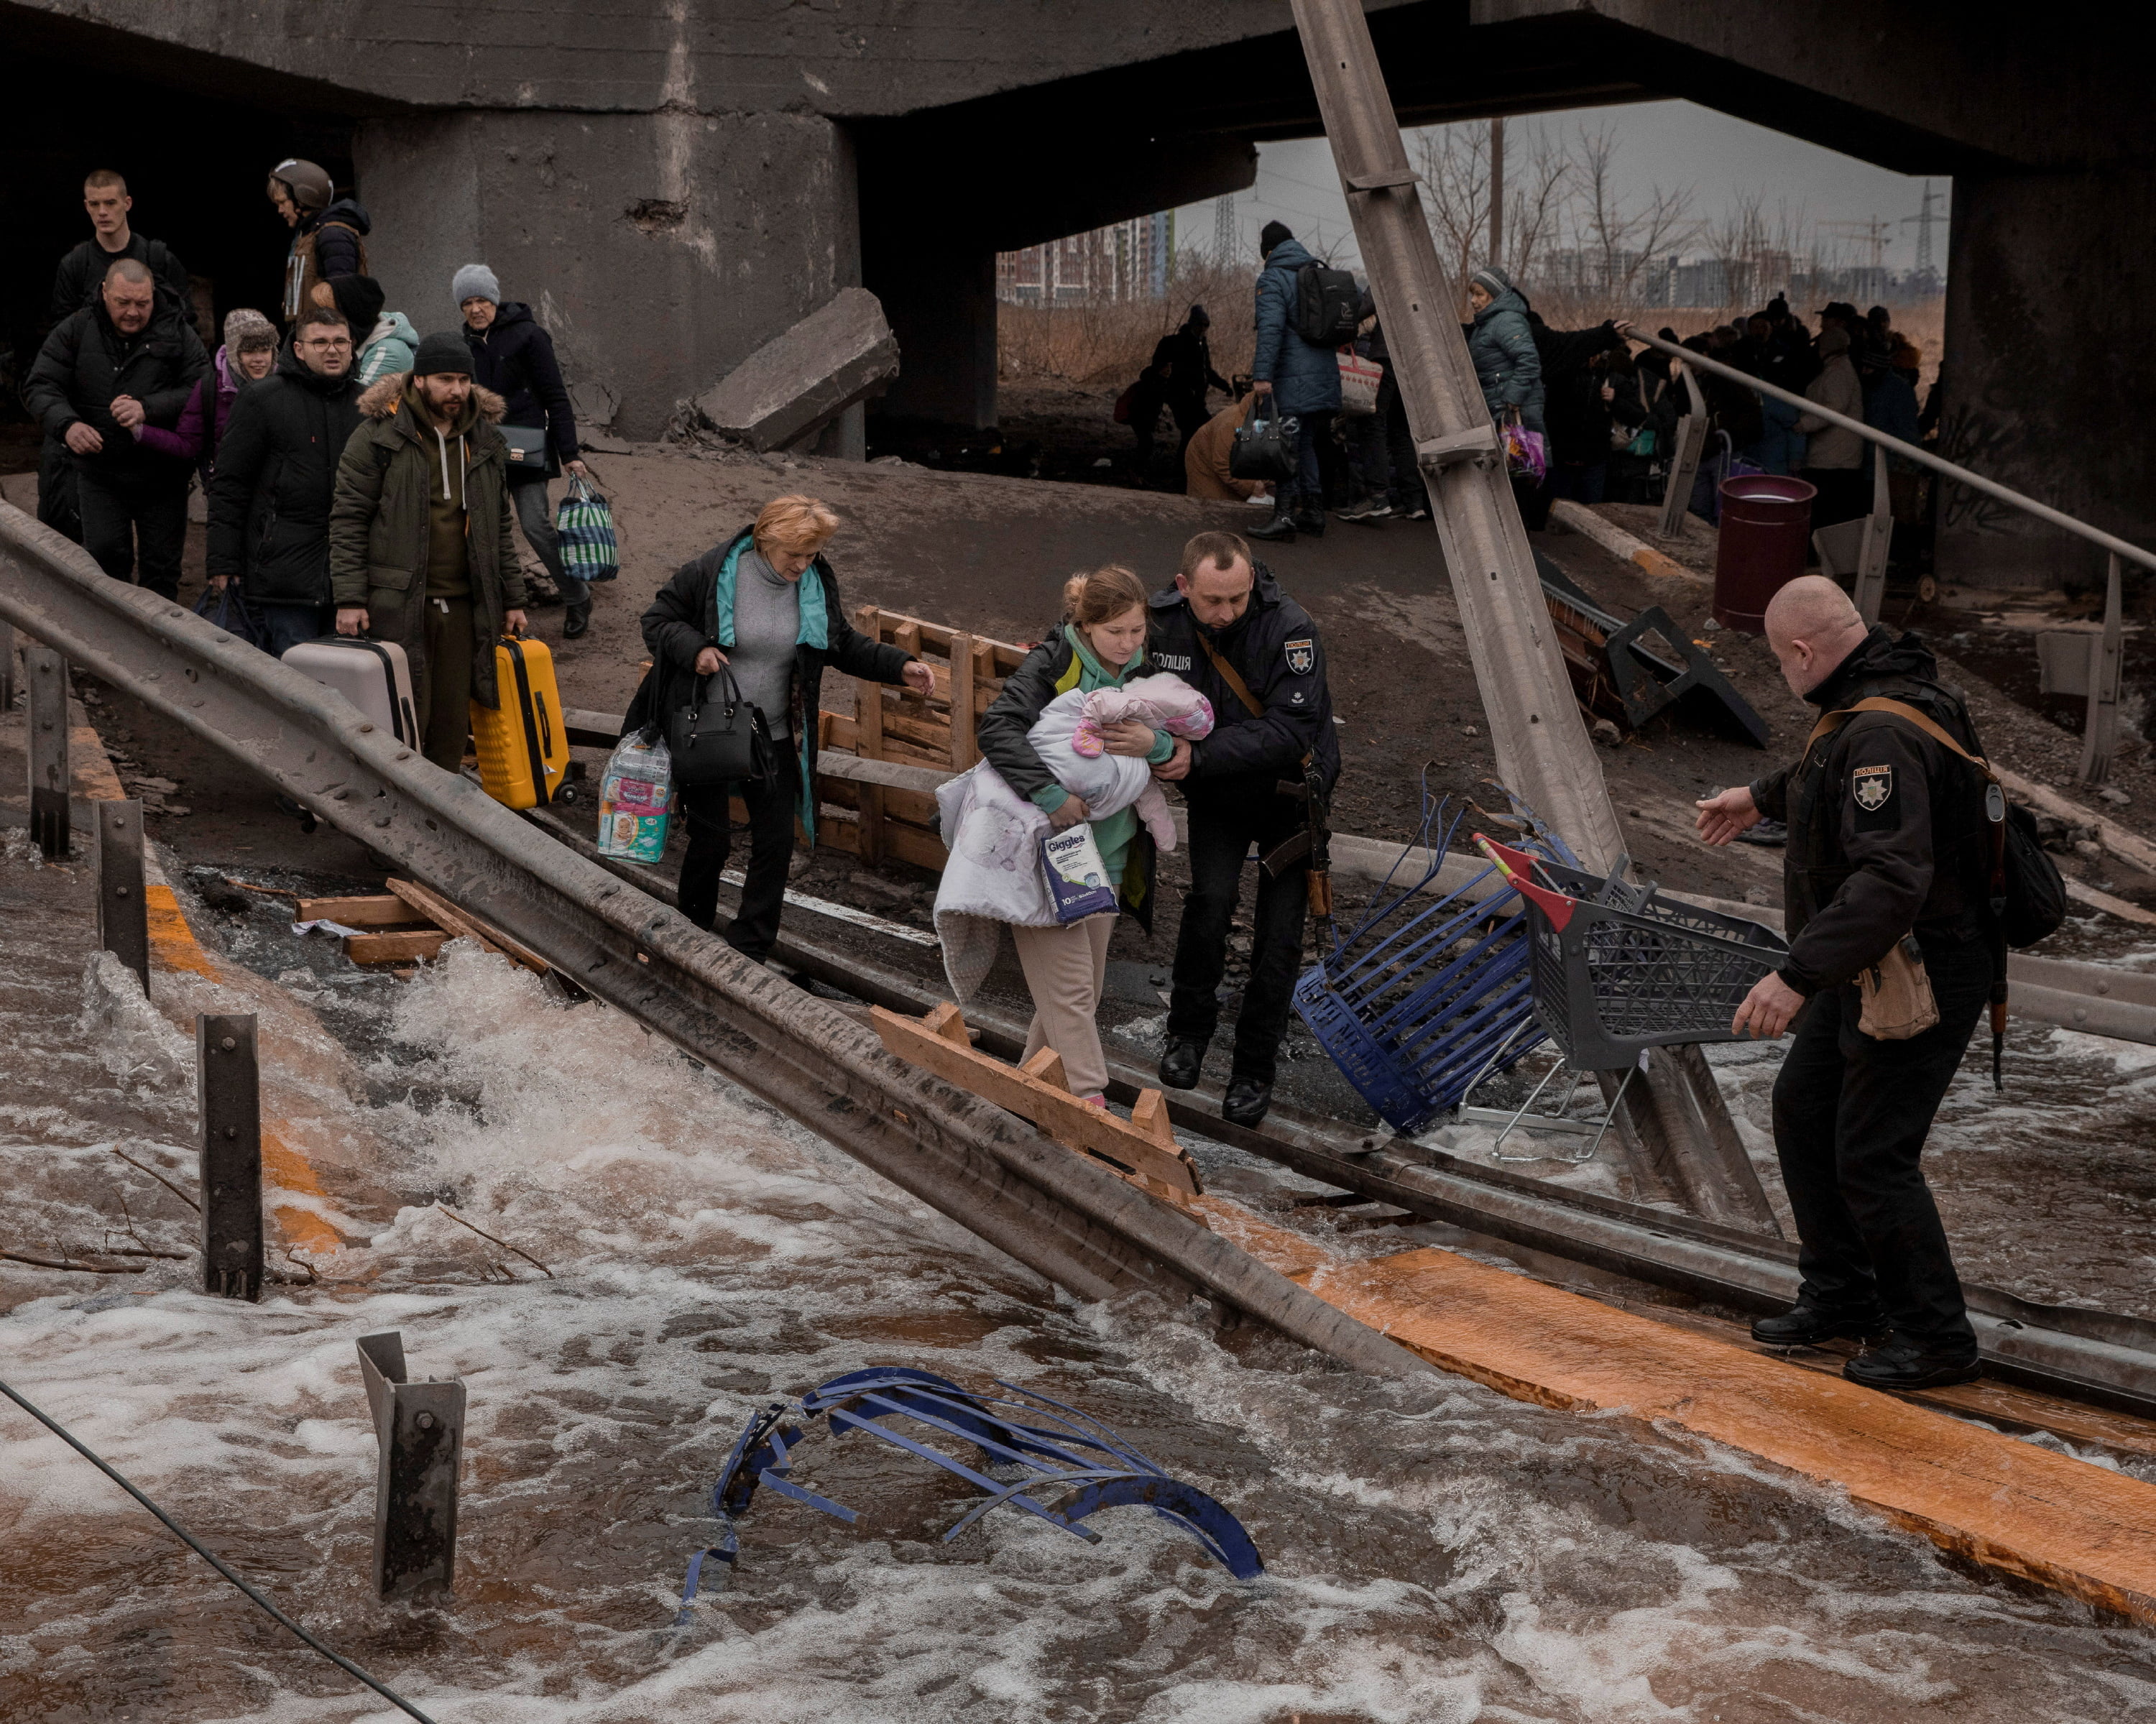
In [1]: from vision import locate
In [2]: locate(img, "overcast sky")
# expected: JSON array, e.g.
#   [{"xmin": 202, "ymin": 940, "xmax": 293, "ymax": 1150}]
[{"xmin": 1175, "ymin": 99, "xmax": 1949, "ymax": 279}]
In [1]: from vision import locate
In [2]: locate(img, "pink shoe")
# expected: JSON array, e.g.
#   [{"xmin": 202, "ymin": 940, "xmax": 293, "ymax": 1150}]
[{"xmin": 1079, "ymin": 1092, "xmax": 1107, "ymax": 1108}]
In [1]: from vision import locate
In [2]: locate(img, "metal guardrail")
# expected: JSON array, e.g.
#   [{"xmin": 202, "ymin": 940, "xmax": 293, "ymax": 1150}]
[
  {"xmin": 1621, "ymin": 326, "xmax": 2156, "ymax": 578},
  {"xmin": 530, "ymin": 796, "xmax": 2156, "ymax": 1419},
  {"xmin": 0, "ymin": 502, "xmax": 1423, "ymax": 1382}
]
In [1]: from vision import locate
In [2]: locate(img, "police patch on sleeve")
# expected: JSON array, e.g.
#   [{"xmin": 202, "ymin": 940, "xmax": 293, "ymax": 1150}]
[
  {"xmin": 1285, "ymin": 637, "xmax": 1315, "ymax": 675},
  {"xmin": 1851, "ymin": 764, "xmax": 1897, "ymax": 830}
]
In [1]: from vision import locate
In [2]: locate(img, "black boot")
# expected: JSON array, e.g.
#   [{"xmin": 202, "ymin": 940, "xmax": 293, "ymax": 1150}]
[
  {"xmin": 1749, "ymin": 1301, "xmax": 1889, "ymax": 1347},
  {"xmin": 1843, "ymin": 1337, "xmax": 1983, "ymax": 1391},
  {"xmin": 563, "ymin": 601, "xmax": 591, "ymax": 640},
  {"xmin": 1248, "ymin": 495, "xmax": 1296, "ymax": 543},
  {"xmin": 1222, "ymin": 1076, "xmax": 1273, "ymax": 1128},
  {"xmin": 1293, "ymin": 507, "xmax": 1327, "ymax": 538},
  {"xmin": 1159, "ymin": 1038, "xmax": 1205, "ymax": 1090}
]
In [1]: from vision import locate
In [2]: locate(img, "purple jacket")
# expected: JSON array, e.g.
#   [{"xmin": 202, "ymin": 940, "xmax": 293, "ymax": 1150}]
[{"xmin": 134, "ymin": 346, "xmax": 245, "ymax": 475}]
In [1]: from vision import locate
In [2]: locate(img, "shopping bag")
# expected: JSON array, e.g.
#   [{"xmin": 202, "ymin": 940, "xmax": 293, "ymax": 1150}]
[
  {"xmin": 599, "ymin": 732, "xmax": 674, "ymax": 863},
  {"xmin": 1499, "ymin": 412, "xmax": 1548, "ymax": 484},
  {"xmin": 555, "ymin": 474, "xmax": 619, "ymax": 583},
  {"xmin": 1230, "ymin": 397, "xmax": 1298, "ymax": 484},
  {"xmin": 193, "ymin": 581, "xmax": 265, "ymax": 648},
  {"xmin": 1337, "ymin": 349, "xmax": 1383, "ymax": 417}
]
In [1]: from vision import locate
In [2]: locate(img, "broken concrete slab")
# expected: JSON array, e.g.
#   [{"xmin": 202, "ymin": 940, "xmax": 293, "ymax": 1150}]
[{"xmin": 695, "ymin": 287, "xmax": 899, "ymax": 454}]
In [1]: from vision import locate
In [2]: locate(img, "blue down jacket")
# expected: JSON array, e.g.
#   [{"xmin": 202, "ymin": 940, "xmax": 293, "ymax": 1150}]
[{"xmin": 1250, "ymin": 238, "xmax": 1343, "ymax": 418}]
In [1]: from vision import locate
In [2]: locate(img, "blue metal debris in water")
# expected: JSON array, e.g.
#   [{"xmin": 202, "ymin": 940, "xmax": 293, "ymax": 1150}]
[
  {"xmin": 1294, "ymin": 786, "xmax": 1573, "ymax": 1135},
  {"xmin": 677, "ymin": 1367, "xmax": 1262, "ymax": 1616}
]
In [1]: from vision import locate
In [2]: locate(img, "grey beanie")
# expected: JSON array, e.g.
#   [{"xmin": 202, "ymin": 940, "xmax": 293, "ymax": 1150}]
[
  {"xmin": 452, "ymin": 263, "xmax": 501, "ymax": 306},
  {"xmin": 223, "ymin": 308, "xmax": 278, "ymax": 354},
  {"xmin": 1470, "ymin": 264, "xmax": 1516, "ymax": 298}
]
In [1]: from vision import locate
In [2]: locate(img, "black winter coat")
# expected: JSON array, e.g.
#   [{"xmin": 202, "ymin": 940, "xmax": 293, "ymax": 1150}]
[
  {"xmin": 464, "ymin": 303, "xmax": 579, "ymax": 475},
  {"xmin": 48, "ymin": 234, "xmax": 191, "ymax": 326},
  {"xmin": 977, "ymin": 626, "xmax": 1164, "ymax": 931},
  {"xmin": 206, "ymin": 346, "xmax": 366, "ymax": 603},
  {"xmin": 625, "ymin": 527, "xmax": 911, "ymax": 798},
  {"xmin": 23, "ymin": 300, "xmax": 206, "ymax": 483},
  {"xmin": 1146, "ymin": 565, "xmax": 1338, "ymax": 811},
  {"xmin": 1750, "ymin": 628, "xmax": 1993, "ymax": 995}
]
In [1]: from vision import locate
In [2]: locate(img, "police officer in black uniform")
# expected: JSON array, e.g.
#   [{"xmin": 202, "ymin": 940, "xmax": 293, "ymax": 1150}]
[
  {"xmin": 1697, "ymin": 576, "xmax": 1993, "ymax": 1391},
  {"xmin": 1150, "ymin": 530, "xmax": 1339, "ymax": 1126}
]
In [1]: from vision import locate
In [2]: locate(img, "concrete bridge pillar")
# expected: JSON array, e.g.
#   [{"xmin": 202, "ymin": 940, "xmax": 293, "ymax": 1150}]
[
  {"xmin": 1936, "ymin": 168, "xmax": 2156, "ymax": 591},
  {"xmin": 353, "ymin": 108, "xmax": 861, "ymax": 444}
]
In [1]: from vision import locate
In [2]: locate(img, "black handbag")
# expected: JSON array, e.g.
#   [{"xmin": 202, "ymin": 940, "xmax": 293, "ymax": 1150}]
[
  {"xmin": 499, "ymin": 423, "xmax": 558, "ymax": 482},
  {"xmin": 667, "ymin": 668, "xmax": 770, "ymax": 788},
  {"xmin": 1230, "ymin": 395, "xmax": 1298, "ymax": 483}
]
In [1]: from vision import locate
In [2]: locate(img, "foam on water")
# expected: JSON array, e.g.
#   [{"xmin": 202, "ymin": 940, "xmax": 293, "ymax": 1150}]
[{"xmin": 5, "ymin": 937, "xmax": 2156, "ymax": 1723}]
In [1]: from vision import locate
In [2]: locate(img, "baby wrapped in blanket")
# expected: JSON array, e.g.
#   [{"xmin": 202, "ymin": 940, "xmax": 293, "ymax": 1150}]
[
  {"xmin": 931, "ymin": 671, "xmax": 1212, "ymax": 1000},
  {"xmin": 1061, "ymin": 673, "xmax": 1215, "ymax": 844}
]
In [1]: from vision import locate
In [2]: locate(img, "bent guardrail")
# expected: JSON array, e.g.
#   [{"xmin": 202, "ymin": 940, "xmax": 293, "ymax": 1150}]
[{"xmin": 0, "ymin": 502, "xmax": 1424, "ymax": 1382}]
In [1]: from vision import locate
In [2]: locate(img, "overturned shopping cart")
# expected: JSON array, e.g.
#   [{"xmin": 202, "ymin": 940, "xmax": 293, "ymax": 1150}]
[{"xmin": 1291, "ymin": 796, "xmax": 1567, "ymax": 1136}]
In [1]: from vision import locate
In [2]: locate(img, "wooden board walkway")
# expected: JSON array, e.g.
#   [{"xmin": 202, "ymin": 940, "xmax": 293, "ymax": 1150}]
[{"xmin": 872, "ymin": 1001, "xmax": 2156, "ymax": 1624}]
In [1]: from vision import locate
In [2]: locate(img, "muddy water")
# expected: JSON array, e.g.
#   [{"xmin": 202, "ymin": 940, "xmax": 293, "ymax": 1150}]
[{"xmin": 6, "ymin": 890, "xmax": 2156, "ymax": 1720}]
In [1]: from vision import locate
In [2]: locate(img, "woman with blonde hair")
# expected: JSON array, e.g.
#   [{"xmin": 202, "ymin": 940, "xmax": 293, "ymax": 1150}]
[
  {"xmin": 969, "ymin": 564, "xmax": 1178, "ymax": 1103},
  {"xmin": 625, "ymin": 494, "xmax": 934, "ymax": 960}
]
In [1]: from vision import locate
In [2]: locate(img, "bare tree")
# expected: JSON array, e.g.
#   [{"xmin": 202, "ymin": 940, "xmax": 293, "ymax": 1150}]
[{"xmin": 1572, "ymin": 122, "xmax": 1695, "ymax": 304}]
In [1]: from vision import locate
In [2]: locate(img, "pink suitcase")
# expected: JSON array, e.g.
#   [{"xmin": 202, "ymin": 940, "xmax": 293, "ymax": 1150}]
[{"xmin": 283, "ymin": 637, "xmax": 420, "ymax": 747}]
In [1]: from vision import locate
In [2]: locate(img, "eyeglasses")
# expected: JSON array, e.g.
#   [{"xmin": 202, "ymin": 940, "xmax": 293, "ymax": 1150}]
[{"xmin": 300, "ymin": 336, "xmax": 352, "ymax": 350}]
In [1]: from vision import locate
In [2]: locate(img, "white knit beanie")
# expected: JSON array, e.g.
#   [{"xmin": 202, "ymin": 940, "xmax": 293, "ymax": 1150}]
[{"xmin": 451, "ymin": 263, "xmax": 500, "ymax": 306}]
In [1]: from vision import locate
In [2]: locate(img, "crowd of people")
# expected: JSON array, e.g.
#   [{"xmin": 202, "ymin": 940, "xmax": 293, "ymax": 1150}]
[
  {"xmin": 1129, "ymin": 221, "xmax": 1932, "ymax": 548},
  {"xmin": 14, "ymin": 164, "xmax": 1992, "ymax": 1395},
  {"xmin": 22, "ymin": 163, "xmax": 598, "ymax": 651}
]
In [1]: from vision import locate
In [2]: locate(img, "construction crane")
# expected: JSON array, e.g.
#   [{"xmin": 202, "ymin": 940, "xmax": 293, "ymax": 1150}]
[{"xmin": 1820, "ymin": 216, "xmax": 1894, "ymax": 273}]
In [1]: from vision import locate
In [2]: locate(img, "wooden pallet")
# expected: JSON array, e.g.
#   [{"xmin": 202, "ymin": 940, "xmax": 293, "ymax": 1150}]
[
  {"xmin": 872, "ymin": 1002, "xmax": 1203, "ymax": 1200},
  {"xmin": 811, "ymin": 607, "xmax": 1031, "ymax": 870},
  {"xmin": 298, "ymin": 880, "xmax": 553, "ymax": 972}
]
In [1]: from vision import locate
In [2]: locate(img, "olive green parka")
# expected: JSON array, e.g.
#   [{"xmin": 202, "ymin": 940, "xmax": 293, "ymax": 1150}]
[{"xmin": 328, "ymin": 372, "xmax": 526, "ymax": 709}]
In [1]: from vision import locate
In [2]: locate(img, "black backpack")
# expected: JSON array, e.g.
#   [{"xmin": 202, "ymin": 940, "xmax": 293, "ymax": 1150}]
[{"xmin": 1294, "ymin": 263, "xmax": 1360, "ymax": 346}]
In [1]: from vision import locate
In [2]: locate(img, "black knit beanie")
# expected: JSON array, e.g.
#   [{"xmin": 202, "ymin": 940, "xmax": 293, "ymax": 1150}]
[
  {"xmin": 411, "ymin": 331, "xmax": 473, "ymax": 377},
  {"xmin": 328, "ymin": 274, "xmax": 385, "ymax": 333},
  {"xmin": 1258, "ymin": 220, "xmax": 1293, "ymax": 258}
]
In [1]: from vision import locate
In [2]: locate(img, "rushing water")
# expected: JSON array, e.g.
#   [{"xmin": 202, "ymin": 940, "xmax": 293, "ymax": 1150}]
[{"xmin": 5, "ymin": 862, "xmax": 2156, "ymax": 1722}]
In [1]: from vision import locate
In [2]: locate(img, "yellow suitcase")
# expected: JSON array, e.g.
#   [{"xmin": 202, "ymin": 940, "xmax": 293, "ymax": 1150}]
[{"xmin": 471, "ymin": 635, "xmax": 570, "ymax": 808}]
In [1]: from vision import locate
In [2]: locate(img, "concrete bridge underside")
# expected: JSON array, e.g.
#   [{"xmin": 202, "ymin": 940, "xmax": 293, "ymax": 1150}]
[{"xmin": 1, "ymin": 0, "xmax": 2147, "ymax": 589}]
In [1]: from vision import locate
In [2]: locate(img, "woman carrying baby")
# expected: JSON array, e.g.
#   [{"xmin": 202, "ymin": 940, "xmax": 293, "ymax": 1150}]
[{"xmin": 975, "ymin": 565, "xmax": 1177, "ymax": 1104}]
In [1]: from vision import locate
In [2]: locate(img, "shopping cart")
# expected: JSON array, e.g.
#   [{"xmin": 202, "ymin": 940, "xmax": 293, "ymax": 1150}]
[
  {"xmin": 1293, "ymin": 796, "xmax": 1568, "ymax": 1135},
  {"xmin": 1476, "ymin": 836, "xmax": 1789, "ymax": 1071}
]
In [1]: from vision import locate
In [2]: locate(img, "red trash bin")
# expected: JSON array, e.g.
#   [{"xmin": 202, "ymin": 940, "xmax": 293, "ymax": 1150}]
[{"xmin": 1713, "ymin": 474, "xmax": 1816, "ymax": 634}]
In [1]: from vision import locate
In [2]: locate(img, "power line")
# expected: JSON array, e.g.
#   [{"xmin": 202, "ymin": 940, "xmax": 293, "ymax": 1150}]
[{"xmin": 0, "ymin": 1375, "xmax": 442, "ymax": 1724}]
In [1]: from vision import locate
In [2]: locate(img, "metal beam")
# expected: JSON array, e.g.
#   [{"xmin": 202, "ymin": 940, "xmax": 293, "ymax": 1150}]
[
  {"xmin": 1657, "ymin": 359, "xmax": 1710, "ymax": 543},
  {"xmin": 198, "ymin": 1013, "xmax": 263, "ymax": 1301},
  {"xmin": 27, "ymin": 642, "xmax": 68, "ymax": 859},
  {"xmin": 1852, "ymin": 452, "xmax": 1892, "ymax": 625},
  {"xmin": 0, "ymin": 503, "xmax": 1423, "ymax": 1383},
  {"xmin": 95, "ymin": 798, "xmax": 149, "ymax": 994},
  {"xmin": 1286, "ymin": 0, "xmax": 1777, "ymax": 1235},
  {"xmin": 2080, "ymin": 553, "xmax": 2124, "ymax": 785},
  {"xmin": 356, "ymin": 1332, "xmax": 464, "ymax": 1603}
]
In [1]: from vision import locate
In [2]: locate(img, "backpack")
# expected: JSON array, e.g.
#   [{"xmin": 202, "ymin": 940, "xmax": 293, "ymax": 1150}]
[
  {"xmin": 1812, "ymin": 696, "xmax": 2065, "ymax": 949},
  {"xmin": 1294, "ymin": 263, "xmax": 1360, "ymax": 346}
]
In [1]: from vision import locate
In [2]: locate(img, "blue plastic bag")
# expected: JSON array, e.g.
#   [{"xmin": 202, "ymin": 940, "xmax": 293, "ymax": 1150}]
[{"xmin": 556, "ymin": 474, "xmax": 619, "ymax": 584}]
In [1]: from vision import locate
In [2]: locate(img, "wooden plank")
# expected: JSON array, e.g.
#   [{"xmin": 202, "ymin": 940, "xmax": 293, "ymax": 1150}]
[
  {"xmin": 298, "ymin": 894, "xmax": 429, "ymax": 928},
  {"xmin": 815, "ymin": 751, "xmax": 953, "ymax": 794},
  {"xmin": 385, "ymin": 877, "xmax": 550, "ymax": 974},
  {"xmin": 1282, "ymin": 1243, "xmax": 2156, "ymax": 1625},
  {"xmin": 921, "ymin": 1001, "xmax": 971, "ymax": 1045},
  {"xmin": 893, "ymin": 619, "xmax": 922, "ymax": 658},
  {"xmin": 881, "ymin": 709, "xmax": 956, "ymax": 755},
  {"xmin": 854, "ymin": 605, "xmax": 888, "ymax": 867},
  {"xmin": 949, "ymin": 631, "xmax": 977, "ymax": 770},
  {"xmin": 345, "ymin": 929, "xmax": 451, "ymax": 964},
  {"xmin": 562, "ymin": 708, "xmax": 623, "ymax": 750},
  {"xmin": 816, "ymin": 813, "xmax": 948, "ymax": 872},
  {"xmin": 811, "ymin": 778, "xmax": 940, "ymax": 826},
  {"xmin": 872, "ymin": 1005, "xmax": 1202, "ymax": 1194}
]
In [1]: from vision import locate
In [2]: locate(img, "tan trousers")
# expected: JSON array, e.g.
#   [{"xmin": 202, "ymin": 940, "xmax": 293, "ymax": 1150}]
[{"xmin": 1011, "ymin": 913, "xmax": 1115, "ymax": 1099}]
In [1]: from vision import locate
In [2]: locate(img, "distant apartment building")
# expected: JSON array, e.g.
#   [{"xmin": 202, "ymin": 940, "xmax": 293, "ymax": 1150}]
[{"xmin": 998, "ymin": 212, "xmax": 1175, "ymax": 304}]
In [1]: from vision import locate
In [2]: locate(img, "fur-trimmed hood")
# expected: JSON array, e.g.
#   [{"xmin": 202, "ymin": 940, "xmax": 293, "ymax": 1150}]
[{"xmin": 356, "ymin": 371, "xmax": 508, "ymax": 423}]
